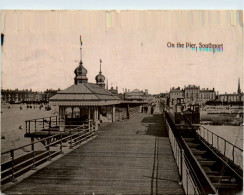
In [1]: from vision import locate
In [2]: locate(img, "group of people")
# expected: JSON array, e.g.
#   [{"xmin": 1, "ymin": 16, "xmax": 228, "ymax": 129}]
[{"xmin": 140, "ymin": 105, "xmax": 155, "ymax": 115}]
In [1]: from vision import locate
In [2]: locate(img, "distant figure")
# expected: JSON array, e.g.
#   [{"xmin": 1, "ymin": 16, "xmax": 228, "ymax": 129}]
[
  {"xmin": 151, "ymin": 106, "xmax": 154, "ymax": 115},
  {"xmin": 20, "ymin": 106, "xmax": 22, "ymax": 110},
  {"xmin": 145, "ymin": 106, "xmax": 148, "ymax": 114},
  {"xmin": 8, "ymin": 105, "xmax": 10, "ymax": 109},
  {"xmin": 139, "ymin": 106, "xmax": 142, "ymax": 113},
  {"xmin": 19, "ymin": 125, "xmax": 23, "ymax": 130}
]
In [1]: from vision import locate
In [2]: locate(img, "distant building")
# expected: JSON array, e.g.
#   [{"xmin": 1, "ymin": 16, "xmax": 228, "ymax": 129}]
[
  {"xmin": 108, "ymin": 87, "xmax": 118, "ymax": 95},
  {"xmin": 124, "ymin": 89, "xmax": 149, "ymax": 101},
  {"xmin": 44, "ymin": 89, "xmax": 60, "ymax": 102},
  {"xmin": 218, "ymin": 78, "xmax": 243, "ymax": 103},
  {"xmin": 1, "ymin": 89, "xmax": 45, "ymax": 103},
  {"xmin": 184, "ymin": 85, "xmax": 200, "ymax": 101},
  {"xmin": 169, "ymin": 85, "xmax": 216, "ymax": 104},
  {"xmin": 169, "ymin": 87, "xmax": 184, "ymax": 101},
  {"xmin": 199, "ymin": 88, "xmax": 216, "ymax": 102},
  {"xmin": 218, "ymin": 93, "xmax": 242, "ymax": 102}
]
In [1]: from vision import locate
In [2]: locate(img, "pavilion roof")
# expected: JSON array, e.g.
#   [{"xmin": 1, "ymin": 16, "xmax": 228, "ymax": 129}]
[{"xmin": 49, "ymin": 83, "xmax": 120, "ymax": 106}]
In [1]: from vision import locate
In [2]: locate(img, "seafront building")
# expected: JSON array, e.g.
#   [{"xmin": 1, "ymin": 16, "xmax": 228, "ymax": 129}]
[
  {"xmin": 169, "ymin": 85, "xmax": 216, "ymax": 104},
  {"xmin": 218, "ymin": 78, "xmax": 243, "ymax": 103},
  {"xmin": 1, "ymin": 88, "xmax": 60, "ymax": 103},
  {"xmin": 169, "ymin": 78, "xmax": 243, "ymax": 105}
]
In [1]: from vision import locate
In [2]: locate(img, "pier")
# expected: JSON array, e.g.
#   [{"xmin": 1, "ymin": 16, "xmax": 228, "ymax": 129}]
[{"xmin": 2, "ymin": 110, "xmax": 185, "ymax": 194}]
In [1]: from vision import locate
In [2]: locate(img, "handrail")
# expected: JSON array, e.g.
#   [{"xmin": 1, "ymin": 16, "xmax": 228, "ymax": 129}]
[
  {"xmin": 2, "ymin": 120, "xmax": 92, "ymax": 155},
  {"xmin": 26, "ymin": 115, "xmax": 59, "ymax": 122},
  {"xmin": 1, "ymin": 120, "xmax": 96, "ymax": 185},
  {"xmin": 165, "ymin": 115, "xmax": 199, "ymax": 195},
  {"xmin": 198, "ymin": 125, "xmax": 243, "ymax": 169}
]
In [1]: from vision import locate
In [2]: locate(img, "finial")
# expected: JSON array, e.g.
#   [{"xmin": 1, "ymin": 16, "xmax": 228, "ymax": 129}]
[{"xmin": 100, "ymin": 59, "xmax": 102, "ymax": 73}]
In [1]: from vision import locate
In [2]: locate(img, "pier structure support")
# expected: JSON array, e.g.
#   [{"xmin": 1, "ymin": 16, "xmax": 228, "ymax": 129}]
[
  {"xmin": 59, "ymin": 106, "xmax": 66, "ymax": 131},
  {"xmin": 127, "ymin": 104, "xmax": 130, "ymax": 119},
  {"xmin": 112, "ymin": 105, "xmax": 115, "ymax": 122},
  {"xmin": 93, "ymin": 106, "xmax": 99, "ymax": 131}
]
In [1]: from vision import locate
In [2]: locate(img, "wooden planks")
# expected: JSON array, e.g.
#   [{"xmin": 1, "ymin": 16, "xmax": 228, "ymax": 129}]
[{"xmin": 4, "ymin": 113, "xmax": 184, "ymax": 194}]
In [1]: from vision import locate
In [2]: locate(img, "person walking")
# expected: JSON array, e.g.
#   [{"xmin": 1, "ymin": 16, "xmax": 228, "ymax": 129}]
[
  {"xmin": 145, "ymin": 106, "xmax": 148, "ymax": 114},
  {"xmin": 151, "ymin": 106, "xmax": 154, "ymax": 115}
]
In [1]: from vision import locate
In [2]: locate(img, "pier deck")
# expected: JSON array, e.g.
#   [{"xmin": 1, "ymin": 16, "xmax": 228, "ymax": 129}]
[{"xmin": 4, "ymin": 112, "xmax": 184, "ymax": 194}]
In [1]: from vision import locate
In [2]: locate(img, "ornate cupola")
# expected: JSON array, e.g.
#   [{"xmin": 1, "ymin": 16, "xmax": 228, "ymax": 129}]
[
  {"xmin": 95, "ymin": 59, "xmax": 105, "ymax": 88},
  {"xmin": 74, "ymin": 60, "xmax": 88, "ymax": 84}
]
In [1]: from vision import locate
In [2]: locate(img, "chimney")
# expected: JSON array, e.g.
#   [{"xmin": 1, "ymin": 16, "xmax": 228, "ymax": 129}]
[{"xmin": 116, "ymin": 86, "xmax": 118, "ymax": 92}]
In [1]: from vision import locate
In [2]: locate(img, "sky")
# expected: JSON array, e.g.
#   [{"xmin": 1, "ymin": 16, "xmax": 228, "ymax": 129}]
[{"xmin": 1, "ymin": 9, "xmax": 243, "ymax": 94}]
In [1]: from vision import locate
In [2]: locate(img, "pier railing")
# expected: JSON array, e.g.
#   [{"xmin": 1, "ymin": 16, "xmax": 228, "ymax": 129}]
[
  {"xmin": 166, "ymin": 118, "xmax": 199, "ymax": 195},
  {"xmin": 197, "ymin": 126, "xmax": 243, "ymax": 169},
  {"xmin": 25, "ymin": 116, "xmax": 95, "ymax": 135},
  {"xmin": 1, "ymin": 120, "xmax": 96, "ymax": 186},
  {"xmin": 25, "ymin": 115, "xmax": 60, "ymax": 134}
]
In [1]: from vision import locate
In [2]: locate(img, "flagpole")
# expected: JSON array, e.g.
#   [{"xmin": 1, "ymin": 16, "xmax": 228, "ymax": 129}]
[
  {"xmin": 80, "ymin": 35, "xmax": 82, "ymax": 62},
  {"xmin": 80, "ymin": 47, "xmax": 82, "ymax": 62}
]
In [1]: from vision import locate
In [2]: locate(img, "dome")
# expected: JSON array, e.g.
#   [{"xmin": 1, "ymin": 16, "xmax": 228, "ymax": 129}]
[
  {"xmin": 74, "ymin": 61, "xmax": 88, "ymax": 84},
  {"xmin": 95, "ymin": 72, "xmax": 105, "ymax": 84},
  {"xmin": 95, "ymin": 60, "xmax": 105, "ymax": 88},
  {"xmin": 74, "ymin": 61, "xmax": 87, "ymax": 76}
]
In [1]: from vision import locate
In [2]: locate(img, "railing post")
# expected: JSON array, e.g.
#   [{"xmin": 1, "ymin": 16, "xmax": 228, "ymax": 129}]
[
  {"xmin": 233, "ymin": 146, "xmax": 235, "ymax": 163},
  {"xmin": 186, "ymin": 169, "xmax": 189, "ymax": 195},
  {"xmin": 29, "ymin": 122, "xmax": 30, "ymax": 134},
  {"xmin": 31, "ymin": 142, "xmax": 35, "ymax": 170},
  {"xmin": 35, "ymin": 119, "xmax": 36, "ymax": 131},
  {"xmin": 180, "ymin": 149, "xmax": 184, "ymax": 179},
  {"xmin": 224, "ymin": 140, "xmax": 226, "ymax": 156},
  {"xmin": 10, "ymin": 150, "xmax": 17, "ymax": 182},
  {"xmin": 217, "ymin": 136, "xmax": 219, "ymax": 151},
  {"xmin": 212, "ymin": 132, "xmax": 213, "ymax": 145},
  {"xmin": 56, "ymin": 116, "xmax": 58, "ymax": 126},
  {"xmin": 46, "ymin": 138, "xmax": 51, "ymax": 161},
  {"xmin": 42, "ymin": 118, "xmax": 44, "ymax": 129},
  {"xmin": 207, "ymin": 130, "xmax": 209, "ymax": 142},
  {"xmin": 60, "ymin": 134, "xmax": 63, "ymax": 154},
  {"xmin": 49, "ymin": 117, "xmax": 52, "ymax": 129},
  {"xmin": 194, "ymin": 186, "xmax": 198, "ymax": 195},
  {"xmin": 88, "ymin": 120, "xmax": 90, "ymax": 132},
  {"xmin": 69, "ymin": 135, "xmax": 73, "ymax": 149},
  {"xmin": 25, "ymin": 121, "xmax": 28, "ymax": 134}
]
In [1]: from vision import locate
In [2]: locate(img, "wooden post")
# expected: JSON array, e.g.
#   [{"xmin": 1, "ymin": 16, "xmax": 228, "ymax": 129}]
[
  {"xmin": 112, "ymin": 105, "xmax": 115, "ymax": 122},
  {"xmin": 88, "ymin": 107, "xmax": 90, "ymax": 121},
  {"xmin": 35, "ymin": 119, "xmax": 36, "ymax": 131},
  {"xmin": 50, "ymin": 117, "xmax": 52, "ymax": 129},
  {"xmin": 71, "ymin": 107, "xmax": 74, "ymax": 118},
  {"xmin": 46, "ymin": 138, "xmax": 51, "ymax": 161},
  {"xmin": 69, "ymin": 135, "xmax": 73, "ymax": 149},
  {"xmin": 60, "ymin": 134, "xmax": 63, "ymax": 154},
  {"xmin": 10, "ymin": 150, "xmax": 16, "ymax": 182},
  {"xmin": 25, "ymin": 121, "xmax": 28, "ymax": 134},
  {"xmin": 180, "ymin": 149, "xmax": 184, "ymax": 180},
  {"xmin": 31, "ymin": 138, "xmax": 35, "ymax": 170},
  {"xmin": 127, "ymin": 104, "xmax": 130, "ymax": 119}
]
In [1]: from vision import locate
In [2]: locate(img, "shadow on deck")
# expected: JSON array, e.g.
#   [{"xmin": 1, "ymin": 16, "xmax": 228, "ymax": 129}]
[{"xmin": 141, "ymin": 114, "xmax": 168, "ymax": 137}]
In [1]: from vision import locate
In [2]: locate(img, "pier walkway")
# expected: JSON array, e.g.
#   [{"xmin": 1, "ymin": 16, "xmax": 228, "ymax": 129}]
[{"xmin": 4, "ymin": 112, "xmax": 184, "ymax": 194}]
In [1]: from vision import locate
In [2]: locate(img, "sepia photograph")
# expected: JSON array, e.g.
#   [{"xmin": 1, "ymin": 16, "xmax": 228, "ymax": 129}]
[{"xmin": 1, "ymin": 6, "xmax": 243, "ymax": 195}]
